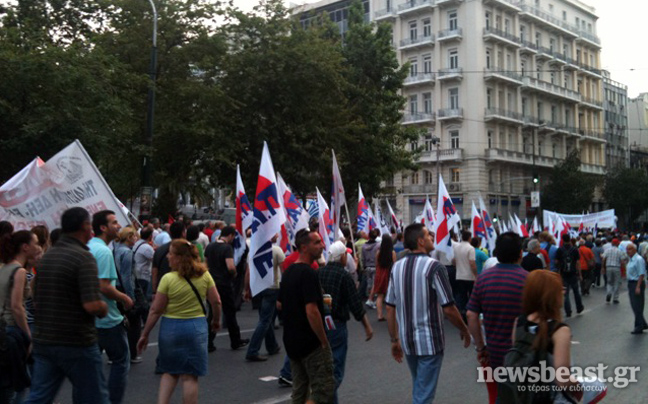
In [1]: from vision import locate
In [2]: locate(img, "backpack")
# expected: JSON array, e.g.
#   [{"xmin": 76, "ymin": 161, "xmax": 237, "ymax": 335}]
[
  {"xmin": 498, "ymin": 316, "xmax": 573, "ymax": 404},
  {"xmin": 560, "ymin": 247, "xmax": 578, "ymax": 275}
]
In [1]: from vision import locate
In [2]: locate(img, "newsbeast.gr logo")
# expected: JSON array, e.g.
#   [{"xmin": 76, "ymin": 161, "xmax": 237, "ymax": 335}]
[{"xmin": 55, "ymin": 156, "xmax": 83, "ymax": 184}]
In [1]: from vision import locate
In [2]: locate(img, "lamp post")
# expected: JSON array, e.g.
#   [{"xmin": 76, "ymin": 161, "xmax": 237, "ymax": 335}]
[
  {"xmin": 495, "ymin": 176, "xmax": 535, "ymax": 221},
  {"xmin": 140, "ymin": 0, "xmax": 158, "ymax": 220}
]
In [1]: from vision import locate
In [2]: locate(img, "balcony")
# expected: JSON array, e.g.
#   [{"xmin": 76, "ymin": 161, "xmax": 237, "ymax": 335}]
[
  {"xmin": 522, "ymin": 115, "xmax": 540, "ymax": 127},
  {"xmin": 483, "ymin": 27, "xmax": 521, "ymax": 47},
  {"xmin": 484, "ymin": 67, "xmax": 523, "ymax": 85},
  {"xmin": 580, "ymin": 96, "xmax": 603, "ymax": 110},
  {"xmin": 437, "ymin": 67, "xmax": 463, "ymax": 81},
  {"xmin": 580, "ymin": 163, "xmax": 606, "ymax": 175},
  {"xmin": 435, "ymin": 0, "xmax": 461, "ymax": 6},
  {"xmin": 399, "ymin": 34, "xmax": 435, "ymax": 50},
  {"xmin": 517, "ymin": 3, "xmax": 579, "ymax": 38},
  {"xmin": 419, "ymin": 148, "xmax": 464, "ymax": 163},
  {"xmin": 374, "ymin": 8, "xmax": 396, "ymax": 20},
  {"xmin": 437, "ymin": 28, "xmax": 462, "ymax": 42},
  {"xmin": 564, "ymin": 56, "xmax": 580, "ymax": 70},
  {"xmin": 580, "ymin": 129, "xmax": 606, "ymax": 141},
  {"xmin": 482, "ymin": 0, "xmax": 520, "ymax": 12},
  {"xmin": 520, "ymin": 40, "xmax": 538, "ymax": 54},
  {"xmin": 402, "ymin": 184, "xmax": 436, "ymax": 194},
  {"xmin": 437, "ymin": 108, "xmax": 463, "ymax": 120},
  {"xmin": 403, "ymin": 72, "xmax": 436, "ymax": 87},
  {"xmin": 536, "ymin": 46, "xmax": 553, "ymax": 61},
  {"xmin": 578, "ymin": 63, "xmax": 602, "ymax": 77},
  {"xmin": 397, "ymin": 0, "xmax": 436, "ymax": 15},
  {"xmin": 402, "ymin": 113, "xmax": 436, "ymax": 125},
  {"xmin": 486, "ymin": 148, "xmax": 561, "ymax": 169},
  {"xmin": 521, "ymin": 76, "xmax": 581, "ymax": 103},
  {"xmin": 484, "ymin": 108, "xmax": 523, "ymax": 124},
  {"xmin": 576, "ymin": 31, "xmax": 602, "ymax": 48}
]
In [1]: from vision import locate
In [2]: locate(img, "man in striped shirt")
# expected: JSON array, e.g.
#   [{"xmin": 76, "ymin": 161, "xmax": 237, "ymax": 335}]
[
  {"xmin": 466, "ymin": 232, "xmax": 528, "ymax": 400},
  {"xmin": 386, "ymin": 223, "xmax": 470, "ymax": 404}
]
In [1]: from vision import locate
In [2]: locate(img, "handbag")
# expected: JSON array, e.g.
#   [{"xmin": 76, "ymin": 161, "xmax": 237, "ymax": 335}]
[{"xmin": 184, "ymin": 276, "xmax": 206, "ymax": 315}]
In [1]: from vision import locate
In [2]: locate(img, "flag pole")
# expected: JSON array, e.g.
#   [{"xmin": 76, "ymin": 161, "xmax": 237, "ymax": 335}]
[{"xmin": 344, "ymin": 203, "xmax": 358, "ymax": 258}]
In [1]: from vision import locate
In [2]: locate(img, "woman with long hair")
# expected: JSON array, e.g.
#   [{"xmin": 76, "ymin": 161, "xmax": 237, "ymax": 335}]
[
  {"xmin": 0, "ymin": 230, "xmax": 42, "ymax": 401},
  {"xmin": 512, "ymin": 270, "xmax": 583, "ymax": 403},
  {"xmin": 137, "ymin": 239, "xmax": 221, "ymax": 404},
  {"xmin": 371, "ymin": 235, "xmax": 396, "ymax": 322}
]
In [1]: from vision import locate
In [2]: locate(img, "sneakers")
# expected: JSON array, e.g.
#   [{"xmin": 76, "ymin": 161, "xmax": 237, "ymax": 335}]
[
  {"xmin": 278, "ymin": 376, "xmax": 293, "ymax": 387},
  {"xmin": 131, "ymin": 357, "xmax": 143, "ymax": 364},
  {"xmin": 365, "ymin": 300, "xmax": 376, "ymax": 309}
]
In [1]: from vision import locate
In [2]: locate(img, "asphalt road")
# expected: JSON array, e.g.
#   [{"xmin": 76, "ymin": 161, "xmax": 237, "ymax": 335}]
[{"xmin": 53, "ymin": 281, "xmax": 647, "ymax": 403}]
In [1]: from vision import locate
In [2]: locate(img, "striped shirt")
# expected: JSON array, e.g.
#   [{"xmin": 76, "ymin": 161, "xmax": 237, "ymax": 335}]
[
  {"xmin": 385, "ymin": 253, "xmax": 454, "ymax": 356},
  {"xmin": 602, "ymin": 247, "xmax": 626, "ymax": 268},
  {"xmin": 466, "ymin": 263, "xmax": 528, "ymax": 368},
  {"xmin": 33, "ymin": 235, "xmax": 102, "ymax": 347}
]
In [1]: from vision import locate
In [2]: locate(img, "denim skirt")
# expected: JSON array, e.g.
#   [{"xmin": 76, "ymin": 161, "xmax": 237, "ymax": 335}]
[{"xmin": 158, "ymin": 317, "xmax": 208, "ymax": 376}]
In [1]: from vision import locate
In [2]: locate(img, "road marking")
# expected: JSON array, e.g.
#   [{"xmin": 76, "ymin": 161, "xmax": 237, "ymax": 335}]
[
  {"xmin": 147, "ymin": 328, "xmax": 256, "ymax": 347},
  {"xmin": 259, "ymin": 376, "xmax": 278, "ymax": 382},
  {"xmin": 249, "ymin": 393, "xmax": 292, "ymax": 404}
]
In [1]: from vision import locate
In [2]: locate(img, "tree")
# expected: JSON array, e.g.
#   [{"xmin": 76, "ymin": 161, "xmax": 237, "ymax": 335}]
[
  {"xmin": 603, "ymin": 167, "xmax": 648, "ymax": 229},
  {"xmin": 340, "ymin": 0, "xmax": 419, "ymax": 198},
  {"xmin": 541, "ymin": 150, "xmax": 596, "ymax": 213}
]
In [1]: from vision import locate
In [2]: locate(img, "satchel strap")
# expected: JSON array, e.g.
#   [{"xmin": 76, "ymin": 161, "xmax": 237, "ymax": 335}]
[{"xmin": 184, "ymin": 276, "xmax": 206, "ymax": 315}]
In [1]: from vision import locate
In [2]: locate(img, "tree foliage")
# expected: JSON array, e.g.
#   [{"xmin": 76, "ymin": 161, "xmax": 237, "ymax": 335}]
[
  {"xmin": 541, "ymin": 150, "xmax": 596, "ymax": 213},
  {"xmin": 603, "ymin": 167, "xmax": 648, "ymax": 229}
]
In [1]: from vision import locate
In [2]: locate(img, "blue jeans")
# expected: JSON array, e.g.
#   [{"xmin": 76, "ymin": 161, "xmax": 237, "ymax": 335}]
[
  {"xmin": 405, "ymin": 353, "xmax": 444, "ymax": 404},
  {"xmin": 98, "ymin": 324, "xmax": 130, "ymax": 404},
  {"xmin": 279, "ymin": 355, "xmax": 291, "ymax": 380},
  {"xmin": 25, "ymin": 343, "xmax": 109, "ymax": 404},
  {"xmin": 326, "ymin": 322, "xmax": 348, "ymax": 404},
  {"xmin": 246, "ymin": 289, "xmax": 280, "ymax": 358}
]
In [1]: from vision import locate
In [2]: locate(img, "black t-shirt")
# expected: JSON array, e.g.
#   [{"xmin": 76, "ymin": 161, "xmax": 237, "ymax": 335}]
[
  {"xmin": 205, "ymin": 242, "xmax": 234, "ymax": 285},
  {"xmin": 555, "ymin": 245, "xmax": 580, "ymax": 277},
  {"xmin": 278, "ymin": 263, "xmax": 324, "ymax": 360},
  {"xmin": 153, "ymin": 242, "xmax": 171, "ymax": 286},
  {"xmin": 521, "ymin": 253, "xmax": 544, "ymax": 272}
]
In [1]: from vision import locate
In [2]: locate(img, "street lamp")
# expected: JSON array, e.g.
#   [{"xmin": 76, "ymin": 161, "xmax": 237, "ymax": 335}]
[{"xmin": 140, "ymin": 0, "xmax": 158, "ymax": 220}]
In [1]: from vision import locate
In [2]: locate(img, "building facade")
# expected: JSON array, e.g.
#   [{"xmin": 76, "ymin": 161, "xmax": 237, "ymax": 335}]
[
  {"xmin": 602, "ymin": 70, "xmax": 629, "ymax": 170},
  {"xmin": 295, "ymin": 0, "xmax": 606, "ymax": 223},
  {"xmin": 629, "ymin": 93, "xmax": 648, "ymax": 149}
]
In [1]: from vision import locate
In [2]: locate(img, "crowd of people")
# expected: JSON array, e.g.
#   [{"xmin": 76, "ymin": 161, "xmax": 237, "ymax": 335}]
[{"xmin": 0, "ymin": 206, "xmax": 642, "ymax": 403}]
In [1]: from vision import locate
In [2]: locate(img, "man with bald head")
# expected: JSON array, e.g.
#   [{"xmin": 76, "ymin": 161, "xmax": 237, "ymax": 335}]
[{"xmin": 626, "ymin": 243, "xmax": 647, "ymax": 334}]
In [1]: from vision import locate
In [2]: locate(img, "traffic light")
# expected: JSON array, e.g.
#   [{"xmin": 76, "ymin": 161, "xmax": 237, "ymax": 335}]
[{"xmin": 532, "ymin": 173, "xmax": 539, "ymax": 184}]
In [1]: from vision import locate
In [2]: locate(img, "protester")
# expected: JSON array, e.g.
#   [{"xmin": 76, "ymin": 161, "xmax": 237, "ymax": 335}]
[
  {"xmin": 210, "ymin": 221, "xmax": 226, "ymax": 243},
  {"xmin": 430, "ymin": 231, "xmax": 459, "ymax": 296},
  {"xmin": 602, "ymin": 238, "xmax": 626, "ymax": 304},
  {"xmin": 134, "ymin": 227, "xmax": 155, "ymax": 302},
  {"xmin": 555, "ymin": 234, "xmax": 583, "ymax": 317},
  {"xmin": 578, "ymin": 239, "xmax": 595, "ymax": 296},
  {"xmin": 154, "ymin": 223, "xmax": 172, "ymax": 247},
  {"xmin": 204, "ymin": 225, "xmax": 248, "ymax": 351},
  {"xmin": 278, "ymin": 228, "xmax": 335, "ymax": 404},
  {"xmin": 31, "ymin": 224, "xmax": 50, "ymax": 254},
  {"xmin": 138, "ymin": 239, "xmax": 221, "ymax": 404},
  {"xmin": 150, "ymin": 217, "xmax": 161, "ymax": 239},
  {"xmin": 361, "ymin": 229, "xmax": 380, "ymax": 308},
  {"xmin": 539, "ymin": 232, "xmax": 559, "ymax": 272},
  {"xmin": 318, "ymin": 241, "xmax": 373, "ymax": 404},
  {"xmin": 197, "ymin": 223, "xmax": 210, "ymax": 250},
  {"xmin": 386, "ymin": 223, "xmax": 470, "ymax": 403},
  {"xmin": 521, "ymin": 239, "xmax": 544, "ymax": 272},
  {"xmin": 0, "ymin": 230, "xmax": 41, "ymax": 401},
  {"xmin": 245, "ymin": 235, "xmax": 284, "ymax": 362},
  {"xmin": 371, "ymin": 235, "xmax": 396, "ymax": 322},
  {"xmin": 49, "ymin": 228, "xmax": 62, "ymax": 246},
  {"xmin": 592, "ymin": 239, "xmax": 604, "ymax": 288},
  {"xmin": 114, "ymin": 226, "xmax": 144, "ymax": 364},
  {"xmin": 625, "ymin": 243, "xmax": 647, "ymax": 334},
  {"xmin": 393, "ymin": 233, "xmax": 405, "ymax": 255},
  {"xmin": 186, "ymin": 225, "xmax": 205, "ymax": 262},
  {"xmin": 152, "ymin": 222, "xmax": 186, "ymax": 294},
  {"xmin": 467, "ymin": 232, "xmax": 529, "ymax": 404},
  {"xmin": 89, "ymin": 210, "xmax": 134, "ymax": 404},
  {"xmin": 471, "ymin": 237, "xmax": 489, "ymax": 275},
  {"xmin": 453, "ymin": 230, "xmax": 477, "ymax": 320},
  {"xmin": 25, "ymin": 207, "xmax": 109, "ymax": 403}
]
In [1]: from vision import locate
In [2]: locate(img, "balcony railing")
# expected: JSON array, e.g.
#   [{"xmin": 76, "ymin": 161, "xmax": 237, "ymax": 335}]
[
  {"xmin": 437, "ymin": 108, "xmax": 463, "ymax": 119},
  {"xmin": 397, "ymin": 0, "xmax": 435, "ymax": 13},
  {"xmin": 402, "ymin": 113, "xmax": 436, "ymax": 124},
  {"xmin": 578, "ymin": 62, "xmax": 602, "ymax": 76},
  {"xmin": 419, "ymin": 148, "xmax": 464, "ymax": 163},
  {"xmin": 484, "ymin": 67, "xmax": 523, "ymax": 83},
  {"xmin": 485, "ymin": 108, "xmax": 523, "ymax": 122},
  {"xmin": 521, "ymin": 76, "xmax": 581, "ymax": 102},
  {"xmin": 403, "ymin": 72, "xmax": 436, "ymax": 86},
  {"xmin": 374, "ymin": 8, "xmax": 396, "ymax": 19},
  {"xmin": 399, "ymin": 34, "xmax": 435, "ymax": 48},
  {"xmin": 577, "ymin": 31, "xmax": 602, "ymax": 46},
  {"xmin": 522, "ymin": 115, "xmax": 540, "ymax": 126},
  {"xmin": 438, "ymin": 28, "xmax": 462, "ymax": 40},
  {"xmin": 580, "ymin": 95, "xmax": 603, "ymax": 108},
  {"xmin": 402, "ymin": 184, "xmax": 436, "ymax": 194},
  {"xmin": 520, "ymin": 40, "xmax": 538, "ymax": 52},
  {"xmin": 438, "ymin": 67, "xmax": 463, "ymax": 79},
  {"xmin": 581, "ymin": 129, "xmax": 605, "ymax": 140},
  {"xmin": 483, "ymin": 27, "xmax": 520, "ymax": 44},
  {"xmin": 517, "ymin": 2, "xmax": 601, "ymax": 44},
  {"xmin": 581, "ymin": 163, "xmax": 606, "ymax": 175}
]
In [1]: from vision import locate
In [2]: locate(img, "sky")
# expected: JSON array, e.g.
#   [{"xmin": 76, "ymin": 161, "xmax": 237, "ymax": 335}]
[{"xmin": 232, "ymin": 0, "xmax": 648, "ymax": 98}]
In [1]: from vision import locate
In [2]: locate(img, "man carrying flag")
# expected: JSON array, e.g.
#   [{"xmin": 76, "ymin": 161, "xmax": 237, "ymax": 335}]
[
  {"xmin": 479, "ymin": 197, "xmax": 496, "ymax": 255},
  {"xmin": 434, "ymin": 175, "xmax": 461, "ymax": 261},
  {"xmin": 471, "ymin": 202, "xmax": 488, "ymax": 247}
]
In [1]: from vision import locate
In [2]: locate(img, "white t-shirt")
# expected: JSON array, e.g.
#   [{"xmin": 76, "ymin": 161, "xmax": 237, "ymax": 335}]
[
  {"xmin": 483, "ymin": 257, "xmax": 499, "ymax": 272},
  {"xmin": 454, "ymin": 241, "xmax": 476, "ymax": 281}
]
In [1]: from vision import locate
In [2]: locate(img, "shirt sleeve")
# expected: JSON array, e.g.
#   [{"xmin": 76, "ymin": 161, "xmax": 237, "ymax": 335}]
[
  {"xmin": 157, "ymin": 273, "xmax": 171, "ymax": 295},
  {"xmin": 639, "ymin": 257, "xmax": 647, "ymax": 277},
  {"xmin": 466, "ymin": 275, "xmax": 482, "ymax": 313},
  {"xmin": 78, "ymin": 254, "xmax": 102, "ymax": 304},
  {"xmin": 204, "ymin": 271, "xmax": 216, "ymax": 289},
  {"xmin": 343, "ymin": 272, "xmax": 366, "ymax": 321},
  {"xmin": 432, "ymin": 262, "xmax": 454, "ymax": 307},
  {"xmin": 468, "ymin": 247, "xmax": 476, "ymax": 261},
  {"xmin": 385, "ymin": 270, "xmax": 396, "ymax": 307},
  {"xmin": 142, "ymin": 244, "xmax": 155, "ymax": 260},
  {"xmin": 96, "ymin": 248, "xmax": 117, "ymax": 281}
]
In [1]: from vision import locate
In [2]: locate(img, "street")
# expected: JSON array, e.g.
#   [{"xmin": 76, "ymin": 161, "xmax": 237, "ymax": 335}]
[{"xmin": 55, "ymin": 282, "xmax": 647, "ymax": 403}]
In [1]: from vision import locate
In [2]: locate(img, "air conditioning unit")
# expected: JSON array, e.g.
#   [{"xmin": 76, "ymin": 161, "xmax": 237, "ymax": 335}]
[{"xmin": 448, "ymin": 182, "xmax": 462, "ymax": 192}]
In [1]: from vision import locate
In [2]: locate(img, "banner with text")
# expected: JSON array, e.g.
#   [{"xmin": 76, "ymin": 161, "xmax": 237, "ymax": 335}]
[
  {"xmin": 0, "ymin": 140, "xmax": 131, "ymax": 230},
  {"xmin": 543, "ymin": 209, "xmax": 616, "ymax": 230}
]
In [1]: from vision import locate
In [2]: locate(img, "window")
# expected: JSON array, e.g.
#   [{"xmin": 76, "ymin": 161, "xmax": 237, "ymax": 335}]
[
  {"xmin": 548, "ymin": 4, "xmax": 553, "ymax": 14},
  {"xmin": 423, "ymin": 19, "xmax": 431, "ymax": 37},
  {"xmin": 495, "ymin": 15, "xmax": 501, "ymax": 29},
  {"xmin": 486, "ymin": 49, "xmax": 491, "ymax": 69},
  {"xmin": 565, "ymin": 108, "xmax": 570, "ymax": 127},
  {"xmin": 521, "ymin": 59, "xmax": 526, "ymax": 75},
  {"xmin": 575, "ymin": 17, "xmax": 580, "ymax": 28},
  {"xmin": 504, "ymin": 18, "xmax": 510, "ymax": 34},
  {"xmin": 451, "ymin": 167, "xmax": 460, "ymax": 182},
  {"xmin": 506, "ymin": 54, "xmax": 512, "ymax": 71},
  {"xmin": 386, "ymin": 0, "xmax": 392, "ymax": 11},
  {"xmin": 409, "ymin": 57, "xmax": 418, "ymax": 76},
  {"xmin": 448, "ymin": 10, "xmax": 457, "ymax": 30},
  {"xmin": 409, "ymin": 95, "xmax": 418, "ymax": 114},
  {"xmin": 486, "ymin": 88, "xmax": 492, "ymax": 108},
  {"xmin": 563, "ymin": 44, "xmax": 568, "ymax": 57},
  {"xmin": 564, "ymin": 74, "xmax": 570, "ymax": 89},
  {"xmin": 537, "ymin": 102, "xmax": 543, "ymax": 120},
  {"xmin": 552, "ymin": 143, "xmax": 557, "ymax": 158},
  {"xmin": 409, "ymin": 21, "xmax": 417, "ymax": 40},
  {"xmin": 423, "ymin": 92, "xmax": 433, "ymax": 114},
  {"xmin": 535, "ymin": 32, "xmax": 541, "ymax": 47},
  {"xmin": 562, "ymin": 10, "xmax": 567, "ymax": 21},
  {"xmin": 499, "ymin": 131, "xmax": 506, "ymax": 148},
  {"xmin": 424, "ymin": 134, "xmax": 435, "ymax": 152},
  {"xmin": 520, "ymin": 25, "xmax": 526, "ymax": 42},
  {"xmin": 551, "ymin": 105, "xmax": 557, "ymax": 124},
  {"xmin": 508, "ymin": 133, "xmax": 514, "ymax": 151},
  {"xmin": 538, "ymin": 141, "xmax": 543, "ymax": 156},
  {"xmin": 535, "ymin": 0, "xmax": 540, "ymax": 7},
  {"xmin": 549, "ymin": 38, "xmax": 555, "ymax": 52},
  {"xmin": 450, "ymin": 130, "xmax": 460, "ymax": 148},
  {"xmin": 423, "ymin": 54, "xmax": 432, "ymax": 73},
  {"xmin": 507, "ymin": 92, "xmax": 514, "ymax": 111},
  {"xmin": 449, "ymin": 88, "xmax": 459, "ymax": 109},
  {"xmin": 576, "ymin": 49, "xmax": 581, "ymax": 63},
  {"xmin": 588, "ymin": 23, "xmax": 592, "ymax": 33},
  {"xmin": 449, "ymin": 49, "xmax": 458, "ymax": 69},
  {"xmin": 550, "ymin": 70, "xmax": 555, "ymax": 84},
  {"xmin": 410, "ymin": 140, "xmax": 418, "ymax": 151},
  {"xmin": 522, "ymin": 97, "xmax": 528, "ymax": 116},
  {"xmin": 425, "ymin": 170, "xmax": 434, "ymax": 184},
  {"xmin": 487, "ymin": 130, "xmax": 493, "ymax": 148},
  {"xmin": 411, "ymin": 172, "xmax": 419, "ymax": 185},
  {"xmin": 536, "ymin": 62, "xmax": 542, "ymax": 80},
  {"xmin": 522, "ymin": 136, "xmax": 529, "ymax": 153},
  {"xmin": 485, "ymin": 12, "xmax": 491, "ymax": 29}
]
